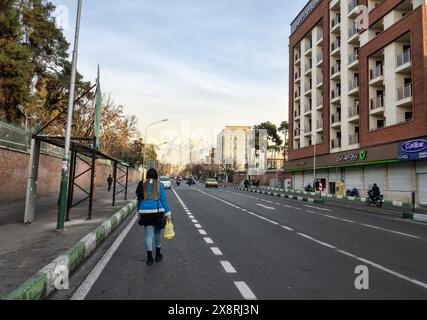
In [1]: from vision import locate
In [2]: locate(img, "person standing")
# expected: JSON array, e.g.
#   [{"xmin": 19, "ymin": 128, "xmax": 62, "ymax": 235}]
[
  {"xmin": 136, "ymin": 169, "xmax": 172, "ymax": 266},
  {"xmin": 107, "ymin": 175, "xmax": 113, "ymax": 192}
]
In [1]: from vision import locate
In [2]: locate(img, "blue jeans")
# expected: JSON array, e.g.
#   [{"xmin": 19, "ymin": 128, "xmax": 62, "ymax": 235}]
[{"xmin": 145, "ymin": 225, "xmax": 162, "ymax": 252}]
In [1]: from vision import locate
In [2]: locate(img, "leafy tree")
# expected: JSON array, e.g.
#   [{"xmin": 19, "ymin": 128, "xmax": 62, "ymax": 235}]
[{"xmin": 254, "ymin": 121, "xmax": 283, "ymax": 151}]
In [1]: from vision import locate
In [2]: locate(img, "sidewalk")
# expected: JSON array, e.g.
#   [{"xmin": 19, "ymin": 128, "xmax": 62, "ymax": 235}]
[{"xmin": 0, "ymin": 183, "xmax": 138, "ymax": 298}]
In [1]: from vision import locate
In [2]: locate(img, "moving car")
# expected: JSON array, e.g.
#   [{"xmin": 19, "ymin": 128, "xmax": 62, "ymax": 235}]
[
  {"xmin": 205, "ymin": 178, "xmax": 219, "ymax": 188},
  {"xmin": 160, "ymin": 176, "xmax": 172, "ymax": 189}
]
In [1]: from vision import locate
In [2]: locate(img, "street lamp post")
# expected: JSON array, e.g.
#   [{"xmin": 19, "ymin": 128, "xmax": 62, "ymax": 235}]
[
  {"xmin": 143, "ymin": 119, "xmax": 168, "ymax": 170},
  {"xmin": 57, "ymin": 0, "xmax": 83, "ymax": 230},
  {"xmin": 295, "ymin": 128, "xmax": 317, "ymax": 192}
]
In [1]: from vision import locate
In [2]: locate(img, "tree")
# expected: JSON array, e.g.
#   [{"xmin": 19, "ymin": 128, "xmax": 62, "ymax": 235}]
[
  {"xmin": 278, "ymin": 121, "xmax": 289, "ymax": 161},
  {"xmin": 254, "ymin": 121, "xmax": 283, "ymax": 151}
]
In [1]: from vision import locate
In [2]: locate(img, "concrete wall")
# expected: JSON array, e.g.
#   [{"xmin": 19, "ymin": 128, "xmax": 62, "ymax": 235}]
[{"xmin": 0, "ymin": 147, "xmax": 142, "ymax": 203}]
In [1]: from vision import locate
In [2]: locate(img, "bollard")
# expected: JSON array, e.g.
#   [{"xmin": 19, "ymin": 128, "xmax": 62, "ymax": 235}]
[{"xmin": 412, "ymin": 192, "xmax": 416, "ymax": 214}]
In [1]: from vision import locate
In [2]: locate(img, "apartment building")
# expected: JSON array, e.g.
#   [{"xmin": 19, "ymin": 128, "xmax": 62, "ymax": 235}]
[
  {"xmin": 216, "ymin": 126, "xmax": 252, "ymax": 172},
  {"xmin": 286, "ymin": 0, "xmax": 427, "ymax": 204}
]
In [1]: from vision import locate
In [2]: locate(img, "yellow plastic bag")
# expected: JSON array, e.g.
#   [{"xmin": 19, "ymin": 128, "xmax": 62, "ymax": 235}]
[{"xmin": 163, "ymin": 221, "xmax": 175, "ymax": 240}]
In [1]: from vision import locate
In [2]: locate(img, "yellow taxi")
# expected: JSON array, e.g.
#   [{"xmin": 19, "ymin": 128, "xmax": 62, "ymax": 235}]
[{"xmin": 205, "ymin": 178, "xmax": 219, "ymax": 188}]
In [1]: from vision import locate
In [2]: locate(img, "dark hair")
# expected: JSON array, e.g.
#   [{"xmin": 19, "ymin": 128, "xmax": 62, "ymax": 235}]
[{"xmin": 146, "ymin": 168, "xmax": 159, "ymax": 180}]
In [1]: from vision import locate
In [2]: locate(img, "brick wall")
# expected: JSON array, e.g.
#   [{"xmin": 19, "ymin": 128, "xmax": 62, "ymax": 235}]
[{"xmin": 0, "ymin": 147, "xmax": 142, "ymax": 203}]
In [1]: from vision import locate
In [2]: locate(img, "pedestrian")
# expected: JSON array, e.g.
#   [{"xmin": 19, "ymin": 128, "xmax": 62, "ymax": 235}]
[
  {"xmin": 136, "ymin": 168, "xmax": 172, "ymax": 266},
  {"xmin": 107, "ymin": 174, "xmax": 113, "ymax": 192}
]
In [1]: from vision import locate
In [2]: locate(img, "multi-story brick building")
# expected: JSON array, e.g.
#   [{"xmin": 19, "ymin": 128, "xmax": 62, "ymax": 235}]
[{"xmin": 286, "ymin": 0, "xmax": 427, "ymax": 205}]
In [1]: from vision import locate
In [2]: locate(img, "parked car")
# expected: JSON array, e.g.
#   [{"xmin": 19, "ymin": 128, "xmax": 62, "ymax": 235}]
[
  {"xmin": 160, "ymin": 176, "xmax": 172, "ymax": 189},
  {"xmin": 205, "ymin": 178, "xmax": 219, "ymax": 188}
]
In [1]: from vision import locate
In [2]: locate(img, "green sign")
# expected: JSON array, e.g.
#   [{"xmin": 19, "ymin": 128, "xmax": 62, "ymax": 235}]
[{"xmin": 359, "ymin": 150, "xmax": 367, "ymax": 161}]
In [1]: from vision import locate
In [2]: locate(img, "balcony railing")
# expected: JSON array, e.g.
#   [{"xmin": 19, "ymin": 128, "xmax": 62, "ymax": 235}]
[
  {"xmin": 331, "ymin": 38, "xmax": 341, "ymax": 52},
  {"xmin": 305, "ymin": 104, "xmax": 312, "ymax": 113},
  {"xmin": 295, "ymin": 51, "xmax": 301, "ymax": 62},
  {"xmin": 295, "ymin": 91, "xmax": 301, "ymax": 99},
  {"xmin": 331, "ymin": 87, "xmax": 341, "ymax": 100},
  {"xmin": 397, "ymin": 84, "xmax": 412, "ymax": 101},
  {"xmin": 331, "ymin": 14, "xmax": 341, "ymax": 28},
  {"xmin": 396, "ymin": 49, "xmax": 411, "ymax": 67},
  {"xmin": 294, "ymin": 129, "xmax": 301, "ymax": 137},
  {"xmin": 348, "ymin": 24, "xmax": 358, "ymax": 38},
  {"xmin": 331, "ymin": 138, "xmax": 342, "ymax": 149},
  {"xmin": 349, "ymin": 104, "xmax": 360, "ymax": 117},
  {"xmin": 348, "ymin": 51, "xmax": 359, "ymax": 64},
  {"xmin": 317, "ymin": 119, "xmax": 323, "ymax": 130},
  {"xmin": 305, "ymin": 61, "xmax": 312, "ymax": 71},
  {"xmin": 349, "ymin": 77, "xmax": 359, "ymax": 91},
  {"xmin": 370, "ymin": 64, "xmax": 383, "ymax": 80},
  {"xmin": 305, "ymin": 41, "xmax": 312, "ymax": 52},
  {"xmin": 331, "ymin": 63, "xmax": 341, "ymax": 75},
  {"xmin": 294, "ymin": 71, "xmax": 301, "ymax": 80},
  {"xmin": 304, "ymin": 125, "xmax": 312, "ymax": 133},
  {"xmin": 317, "ymin": 96, "xmax": 323, "ymax": 107},
  {"xmin": 317, "ymin": 30, "xmax": 323, "ymax": 42},
  {"xmin": 317, "ymin": 74, "xmax": 323, "ymax": 85},
  {"xmin": 349, "ymin": 133, "xmax": 360, "ymax": 145},
  {"xmin": 331, "ymin": 113, "xmax": 341, "ymax": 124},
  {"xmin": 370, "ymin": 96, "xmax": 384, "ymax": 110},
  {"xmin": 348, "ymin": 0, "xmax": 359, "ymax": 12},
  {"xmin": 294, "ymin": 109, "xmax": 301, "ymax": 118},
  {"xmin": 305, "ymin": 82, "xmax": 312, "ymax": 92},
  {"xmin": 317, "ymin": 51, "xmax": 323, "ymax": 63}
]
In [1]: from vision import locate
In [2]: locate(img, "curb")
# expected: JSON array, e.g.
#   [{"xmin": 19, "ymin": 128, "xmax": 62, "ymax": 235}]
[
  {"xmin": 3, "ymin": 200, "xmax": 137, "ymax": 300},
  {"xmin": 258, "ymin": 187, "xmax": 413, "ymax": 209},
  {"xmin": 235, "ymin": 187, "xmax": 325, "ymax": 204},
  {"xmin": 402, "ymin": 212, "xmax": 427, "ymax": 223}
]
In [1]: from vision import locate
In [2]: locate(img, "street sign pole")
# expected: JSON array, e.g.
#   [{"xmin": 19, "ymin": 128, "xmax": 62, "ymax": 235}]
[{"xmin": 57, "ymin": 0, "xmax": 83, "ymax": 230}]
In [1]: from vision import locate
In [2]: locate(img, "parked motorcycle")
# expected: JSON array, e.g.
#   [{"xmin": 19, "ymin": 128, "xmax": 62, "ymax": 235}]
[
  {"xmin": 305, "ymin": 185, "xmax": 313, "ymax": 192},
  {"xmin": 346, "ymin": 188, "xmax": 360, "ymax": 198},
  {"xmin": 365, "ymin": 191, "xmax": 384, "ymax": 207}
]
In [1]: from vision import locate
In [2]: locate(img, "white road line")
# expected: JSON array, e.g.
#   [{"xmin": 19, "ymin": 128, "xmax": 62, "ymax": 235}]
[
  {"xmin": 306, "ymin": 210, "xmax": 316, "ymax": 214},
  {"xmin": 191, "ymin": 219, "xmax": 198, "ymax": 223},
  {"xmin": 297, "ymin": 233, "xmax": 337, "ymax": 249},
  {"xmin": 247, "ymin": 212, "xmax": 279, "ymax": 225},
  {"xmin": 234, "ymin": 282, "xmax": 257, "ymax": 300},
  {"xmin": 281, "ymin": 225, "xmax": 294, "ymax": 231},
  {"xmin": 199, "ymin": 230, "xmax": 208, "ymax": 235},
  {"xmin": 211, "ymin": 247, "xmax": 223, "ymax": 256},
  {"xmin": 337, "ymin": 250, "xmax": 427, "ymax": 289},
  {"xmin": 360, "ymin": 224, "xmax": 421, "ymax": 239},
  {"xmin": 204, "ymin": 237, "xmax": 214, "ymax": 244},
  {"xmin": 71, "ymin": 215, "xmax": 138, "ymax": 300},
  {"xmin": 256, "ymin": 204, "xmax": 276, "ymax": 210},
  {"xmin": 221, "ymin": 261, "xmax": 237, "ymax": 274},
  {"xmin": 195, "ymin": 224, "xmax": 202, "ymax": 229}
]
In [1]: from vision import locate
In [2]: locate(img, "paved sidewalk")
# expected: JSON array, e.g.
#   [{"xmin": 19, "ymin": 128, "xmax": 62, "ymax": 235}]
[{"xmin": 0, "ymin": 183, "xmax": 138, "ymax": 298}]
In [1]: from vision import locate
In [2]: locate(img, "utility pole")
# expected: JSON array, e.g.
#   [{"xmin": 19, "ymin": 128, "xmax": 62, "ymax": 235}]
[{"xmin": 57, "ymin": 0, "xmax": 83, "ymax": 230}]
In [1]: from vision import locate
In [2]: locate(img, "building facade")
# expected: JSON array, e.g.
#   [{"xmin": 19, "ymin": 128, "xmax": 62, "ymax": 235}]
[
  {"xmin": 286, "ymin": 0, "xmax": 427, "ymax": 205},
  {"xmin": 216, "ymin": 126, "xmax": 251, "ymax": 172}
]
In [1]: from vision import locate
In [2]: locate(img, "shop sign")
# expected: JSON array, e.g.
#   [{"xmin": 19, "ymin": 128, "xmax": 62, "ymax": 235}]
[
  {"xmin": 291, "ymin": 0, "xmax": 322, "ymax": 34},
  {"xmin": 336, "ymin": 150, "xmax": 368, "ymax": 163},
  {"xmin": 398, "ymin": 138, "xmax": 427, "ymax": 161}
]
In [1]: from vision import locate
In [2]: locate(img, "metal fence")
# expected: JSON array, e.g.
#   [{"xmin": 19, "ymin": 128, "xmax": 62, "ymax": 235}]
[{"xmin": 0, "ymin": 120, "xmax": 63, "ymax": 157}]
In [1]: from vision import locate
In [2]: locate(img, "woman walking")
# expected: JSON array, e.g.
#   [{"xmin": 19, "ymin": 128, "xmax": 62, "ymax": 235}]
[{"xmin": 136, "ymin": 168, "xmax": 172, "ymax": 266}]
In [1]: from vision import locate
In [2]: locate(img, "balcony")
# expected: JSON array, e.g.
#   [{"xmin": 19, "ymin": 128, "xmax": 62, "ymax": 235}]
[
  {"xmin": 331, "ymin": 113, "xmax": 342, "ymax": 128},
  {"xmin": 331, "ymin": 87, "xmax": 341, "ymax": 103},
  {"xmin": 294, "ymin": 91, "xmax": 301, "ymax": 102},
  {"xmin": 396, "ymin": 84, "xmax": 413, "ymax": 107},
  {"xmin": 348, "ymin": 51, "xmax": 359, "ymax": 69},
  {"xmin": 348, "ymin": 25, "xmax": 359, "ymax": 43},
  {"xmin": 396, "ymin": 49, "xmax": 412, "ymax": 73},
  {"xmin": 348, "ymin": 104, "xmax": 360, "ymax": 122},
  {"xmin": 348, "ymin": 0, "xmax": 359, "ymax": 17},
  {"xmin": 304, "ymin": 61, "xmax": 313, "ymax": 75},
  {"xmin": 294, "ymin": 109, "xmax": 301, "ymax": 119},
  {"xmin": 316, "ymin": 96, "xmax": 323, "ymax": 109},
  {"xmin": 349, "ymin": 133, "xmax": 360, "ymax": 146},
  {"xmin": 294, "ymin": 129, "xmax": 301, "ymax": 137},
  {"xmin": 317, "ymin": 30, "xmax": 324, "ymax": 45},
  {"xmin": 316, "ymin": 74, "xmax": 323, "ymax": 88},
  {"xmin": 331, "ymin": 63, "xmax": 341, "ymax": 80},
  {"xmin": 331, "ymin": 15, "xmax": 341, "ymax": 33},
  {"xmin": 305, "ymin": 42, "xmax": 313, "ymax": 55},
  {"xmin": 304, "ymin": 125, "xmax": 312, "ymax": 135},
  {"xmin": 331, "ymin": 138, "xmax": 342, "ymax": 149},
  {"xmin": 316, "ymin": 119, "xmax": 323, "ymax": 132},
  {"xmin": 370, "ymin": 96, "xmax": 385, "ymax": 115},
  {"xmin": 369, "ymin": 64, "xmax": 384, "ymax": 86},
  {"xmin": 331, "ymin": 38, "xmax": 341, "ymax": 56},
  {"xmin": 305, "ymin": 83, "xmax": 312, "ymax": 95},
  {"xmin": 304, "ymin": 104, "xmax": 312, "ymax": 115},
  {"xmin": 348, "ymin": 77, "xmax": 359, "ymax": 96},
  {"xmin": 294, "ymin": 71, "xmax": 301, "ymax": 82},
  {"xmin": 317, "ymin": 51, "xmax": 324, "ymax": 66}
]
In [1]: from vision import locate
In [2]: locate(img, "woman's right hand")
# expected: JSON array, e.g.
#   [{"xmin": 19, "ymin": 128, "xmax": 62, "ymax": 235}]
[{"xmin": 166, "ymin": 215, "xmax": 172, "ymax": 222}]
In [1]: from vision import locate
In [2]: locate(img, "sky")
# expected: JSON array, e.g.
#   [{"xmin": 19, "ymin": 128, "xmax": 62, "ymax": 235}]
[{"xmin": 51, "ymin": 0, "xmax": 307, "ymax": 160}]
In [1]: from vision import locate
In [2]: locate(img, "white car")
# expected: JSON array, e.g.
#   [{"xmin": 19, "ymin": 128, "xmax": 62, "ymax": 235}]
[{"xmin": 160, "ymin": 176, "xmax": 172, "ymax": 189}]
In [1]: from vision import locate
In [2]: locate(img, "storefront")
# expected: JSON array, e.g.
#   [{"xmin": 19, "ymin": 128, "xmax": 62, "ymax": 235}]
[{"xmin": 285, "ymin": 137, "xmax": 427, "ymax": 205}]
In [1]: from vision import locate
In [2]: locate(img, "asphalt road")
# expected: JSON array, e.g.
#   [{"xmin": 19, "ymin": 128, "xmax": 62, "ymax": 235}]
[{"xmin": 65, "ymin": 182, "xmax": 427, "ymax": 300}]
